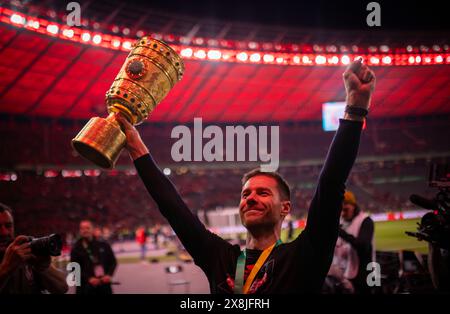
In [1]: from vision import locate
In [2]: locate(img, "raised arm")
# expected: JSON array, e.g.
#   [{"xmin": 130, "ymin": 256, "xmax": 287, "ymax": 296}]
[
  {"xmin": 116, "ymin": 115, "xmax": 231, "ymax": 267},
  {"xmin": 302, "ymin": 59, "xmax": 376, "ymax": 278}
]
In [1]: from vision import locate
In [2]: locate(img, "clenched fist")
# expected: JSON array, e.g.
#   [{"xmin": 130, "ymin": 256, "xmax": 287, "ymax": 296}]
[{"xmin": 343, "ymin": 58, "xmax": 376, "ymax": 111}]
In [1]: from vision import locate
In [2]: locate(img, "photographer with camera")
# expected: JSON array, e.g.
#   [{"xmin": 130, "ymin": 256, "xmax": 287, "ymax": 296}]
[
  {"xmin": 325, "ymin": 191, "xmax": 375, "ymax": 294},
  {"xmin": 70, "ymin": 220, "xmax": 117, "ymax": 294},
  {"xmin": 408, "ymin": 166, "xmax": 450, "ymax": 293},
  {"xmin": 0, "ymin": 203, "xmax": 68, "ymax": 294}
]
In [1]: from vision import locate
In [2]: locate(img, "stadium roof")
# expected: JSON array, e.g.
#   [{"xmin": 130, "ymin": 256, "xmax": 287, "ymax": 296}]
[{"xmin": 0, "ymin": 1, "xmax": 449, "ymax": 123}]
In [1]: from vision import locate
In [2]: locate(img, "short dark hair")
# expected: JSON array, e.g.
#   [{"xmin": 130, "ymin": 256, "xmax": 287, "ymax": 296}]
[
  {"xmin": 241, "ymin": 169, "xmax": 291, "ymax": 201},
  {"xmin": 0, "ymin": 202, "xmax": 13, "ymax": 215}
]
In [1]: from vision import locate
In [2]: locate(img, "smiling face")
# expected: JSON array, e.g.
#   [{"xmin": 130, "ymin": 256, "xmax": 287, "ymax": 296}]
[{"xmin": 239, "ymin": 175, "xmax": 291, "ymax": 231}]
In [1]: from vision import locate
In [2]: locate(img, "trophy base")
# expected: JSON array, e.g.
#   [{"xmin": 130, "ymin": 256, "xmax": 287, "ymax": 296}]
[{"xmin": 72, "ymin": 116, "xmax": 126, "ymax": 169}]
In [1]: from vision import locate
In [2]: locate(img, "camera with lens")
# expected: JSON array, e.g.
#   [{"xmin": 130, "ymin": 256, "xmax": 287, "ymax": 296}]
[
  {"xmin": 28, "ymin": 233, "xmax": 63, "ymax": 256},
  {"xmin": 406, "ymin": 163, "xmax": 450, "ymax": 250}
]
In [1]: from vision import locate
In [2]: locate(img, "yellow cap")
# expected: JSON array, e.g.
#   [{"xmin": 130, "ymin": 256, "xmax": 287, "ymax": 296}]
[{"xmin": 344, "ymin": 190, "xmax": 357, "ymax": 205}]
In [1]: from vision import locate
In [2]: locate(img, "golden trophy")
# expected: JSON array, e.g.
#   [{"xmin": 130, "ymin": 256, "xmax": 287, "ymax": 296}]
[{"xmin": 72, "ymin": 37, "xmax": 184, "ymax": 168}]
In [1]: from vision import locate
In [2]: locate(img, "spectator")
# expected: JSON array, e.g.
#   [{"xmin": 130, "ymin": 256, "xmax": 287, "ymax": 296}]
[
  {"xmin": 327, "ymin": 191, "xmax": 375, "ymax": 294},
  {"xmin": 70, "ymin": 220, "xmax": 117, "ymax": 294}
]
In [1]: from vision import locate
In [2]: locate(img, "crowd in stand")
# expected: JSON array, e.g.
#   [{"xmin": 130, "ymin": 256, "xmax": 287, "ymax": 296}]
[{"xmin": 0, "ymin": 116, "xmax": 447, "ymax": 239}]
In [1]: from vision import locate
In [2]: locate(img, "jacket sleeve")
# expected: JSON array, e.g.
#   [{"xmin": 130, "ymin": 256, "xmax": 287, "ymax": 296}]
[
  {"xmin": 301, "ymin": 119, "xmax": 363, "ymax": 280},
  {"xmin": 70, "ymin": 245, "xmax": 90, "ymax": 284},
  {"xmin": 103, "ymin": 242, "xmax": 117, "ymax": 277},
  {"xmin": 134, "ymin": 153, "xmax": 232, "ymax": 270},
  {"xmin": 338, "ymin": 217, "xmax": 374, "ymax": 254}
]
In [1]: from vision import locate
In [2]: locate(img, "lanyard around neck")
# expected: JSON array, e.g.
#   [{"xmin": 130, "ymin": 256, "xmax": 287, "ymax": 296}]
[{"xmin": 233, "ymin": 239, "xmax": 282, "ymax": 294}]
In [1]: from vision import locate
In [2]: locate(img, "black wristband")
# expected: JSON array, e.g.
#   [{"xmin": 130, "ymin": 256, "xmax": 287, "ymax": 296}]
[{"xmin": 345, "ymin": 106, "xmax": 369, "ymax": 117}]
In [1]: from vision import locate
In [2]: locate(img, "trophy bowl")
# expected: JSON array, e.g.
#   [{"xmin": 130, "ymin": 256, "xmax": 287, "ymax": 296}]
[{"xmin": 72, "ymin": 37, "xmax": 184, "ymax": 168}]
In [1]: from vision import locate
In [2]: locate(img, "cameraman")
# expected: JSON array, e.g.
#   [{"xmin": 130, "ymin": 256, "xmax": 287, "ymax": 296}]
[{"xmin": 0, "ymin": 203, "xmax": 68, "ymax": 294}]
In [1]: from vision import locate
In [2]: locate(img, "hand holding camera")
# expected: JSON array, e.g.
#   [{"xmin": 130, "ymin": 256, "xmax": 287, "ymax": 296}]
[
  {"xmin": 0, "ymin": 235, "xmax": 33, "ymax": 273},
  {"xmin": 1, "ymin": 233, "xmax": 62, "ymax": 273}
]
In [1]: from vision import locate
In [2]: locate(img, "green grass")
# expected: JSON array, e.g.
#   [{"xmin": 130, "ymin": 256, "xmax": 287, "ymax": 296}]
[
  {"xmin": 280, "ymin": 218, "xmax": 428, "ymax": 254},
  {"xmin": 374, "ymin": 219, "xmax": 427, "ymax": 254}
]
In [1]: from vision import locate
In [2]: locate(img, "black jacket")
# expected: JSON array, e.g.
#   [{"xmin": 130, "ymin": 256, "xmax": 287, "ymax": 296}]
[
  {"xmin": 70, "ymin": 238, "xmax": 117, "ymax": 294},
  {"xmin": 134, "ymin": 119, "xmax": 363, "ymax": 293}
]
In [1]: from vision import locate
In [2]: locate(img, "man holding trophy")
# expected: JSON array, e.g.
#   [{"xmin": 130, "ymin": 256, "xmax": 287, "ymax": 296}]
[{"xmin": 72, "ymin": 36, "xmax": 376, "ymax": 293}]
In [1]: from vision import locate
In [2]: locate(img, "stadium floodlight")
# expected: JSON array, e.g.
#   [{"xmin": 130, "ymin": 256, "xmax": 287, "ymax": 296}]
[
  {"xmin": 122, "ymin": 41, "xmax": 132, "ymax": 50},
  {"xmin": 329, "ymin": 56, "xmax": 339, "ymax": 65},
  {"xmin": 27, "ymin": 20, "xmax": 40, "ymax": 29},
  {"xmin": 263, "ymin": 54, "xmax": 274, "ymax": 63},
  {"xmin": 380, "ymin": 45, "xmax": 389, "ymax": 52},
  {"xmin": 207, "ymin": 50, "xmax": 221, "ymax": 60},
  {"xmin": 92, "ymin": 34, "xmax": 102, "ymax": 44},
  {"xmin": 112, "ymin": 39, "xmax": 121, "ymax": 48},
  {"xmin": 382, "ymin": 56, "xmax": 392, "ymax": 64},
  {"xmin": 207, "ymin": 39, "xmax": 218, "ymax": 46},
  {"xmin": 44, "ymin": 170, "xmax": 59, "ymax": 178},
  {"xmin": 81, "ymin": 32, "xmax": 91, "ymax": 42},
  {"xmin": 248, "ymin": 42, "xmax": 258, "ymax": 49},
  {"xmin": 236, "ymin": 52, "xmax": 248, "ymax": 62},
  {"xmin": 180, "ymin": 48, "xmax": 193, "ymax": 58},
  {"xmin": 194, "ymin": 49, "xmax": 207, "ymax": 59},
  {"xmin": 46, "ymin": 24, "xmax": 59, "ymax": 35},
  {"xmin": 222, "ymin": 52, "xmax": 231, "ymax": 60},
  {"xmin": 10, "ymin": 14, "xmax": 25, "ymax": 25},
  {"xmin": 194, "ymin": 37, "xmax": 204, "ymax": 45},
  {"xmin": 250, "ymin": 53, "xmax": 261, "ymax": 62},
  {"xmin": 2, "ymin": 8, "xmax": 449, "ymax": 68},
  {"xmin": 315, "ymin": 55, "xmax": 326, "ymax": 65},
  {"xmin": 341, "ymin": 55, "xmax": 350, "ymax": 65},
  {"xmin": 432, "ymin": 45, "xmax": 441, "ymax": 51},
  {"xmin": 370, "ymin": 56, "xmax": 380, "ymax": 65},
  {"xmin": 302, "ymin": 55, "xmax": 311, "ymax": 64},
  {"xmin": 62, "ymin": 29, "xmax": 74, "ymax": 38}
]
